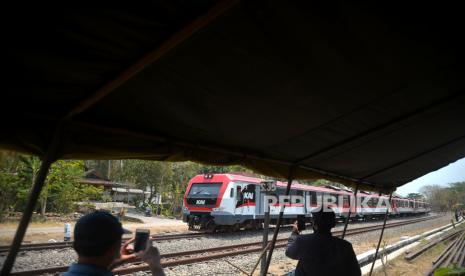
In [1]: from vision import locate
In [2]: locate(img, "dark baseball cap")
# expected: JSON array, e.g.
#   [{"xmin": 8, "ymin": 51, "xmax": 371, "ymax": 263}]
[
  {"xmin": 74, "ymin": 211, "xmax": 125, "ymax": 248},
  {"xmin": 312, "ymin": 207, "xmax": 336, "ymax": 231}
]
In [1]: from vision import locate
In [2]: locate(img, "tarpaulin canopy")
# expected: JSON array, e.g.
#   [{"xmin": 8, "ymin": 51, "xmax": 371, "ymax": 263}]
[{"xmin": 3, "ymin": 0, "xmax": 465, "ymax": 192}]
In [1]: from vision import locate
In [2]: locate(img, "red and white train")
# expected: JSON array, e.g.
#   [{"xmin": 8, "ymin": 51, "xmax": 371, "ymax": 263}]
[{"xmin": 182, "ymin": 173, "xmax": 430, "ymax": 231}]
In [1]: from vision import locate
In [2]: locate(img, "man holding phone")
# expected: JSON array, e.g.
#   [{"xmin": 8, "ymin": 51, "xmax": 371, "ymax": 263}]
[
  {"xmin": 64, "ymin": 211, "xmax": 165, "ymax": 276},
  {"xmin": 285, "ymin": 208, "xmax": 360, "ymax": 276}
]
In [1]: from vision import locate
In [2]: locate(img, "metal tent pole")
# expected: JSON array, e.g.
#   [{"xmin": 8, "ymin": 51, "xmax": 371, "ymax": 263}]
[
  {"xmin": 341, "ymin": 184, "xmax": 359, "ymax": 239},
  {"xmin": 263, "ymin": 167, "xmax": 295, "ymax": 275},
  {"xmin": 1, "ymin": 135, "xmax": 60, "ymax": 276},
  {"xmin": 368, "ymin": 192, "xmax": 393, "ymax": 276},
  {"xmin": 260, "ymin": 196, "xmax": 270, "ymax": 276},
  {"xmin": 260, "ymin": 192, "xmax": 270, "ymax": 276}
]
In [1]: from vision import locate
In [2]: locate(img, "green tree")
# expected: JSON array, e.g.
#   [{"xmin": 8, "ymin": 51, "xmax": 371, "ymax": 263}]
[
  {"xmin": 420, "ymin": 182, "xmax": 465, "ymax": 212},
  {"xmin": 0, "ymin": 170, "xmax": 20, "ymax": 219},
  {"xmin": 114, "ymin": 160, "xmax": 169, "ymax": 204},
  {"xmin": 46, "ymin": 160, "xmax": 88, "ymax": 214},
  {"xmin": 0, "ymin": 151, "xmax": 97, "ymax": 215}
]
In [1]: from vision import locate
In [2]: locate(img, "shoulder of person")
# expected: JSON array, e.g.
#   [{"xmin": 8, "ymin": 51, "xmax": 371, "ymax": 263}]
[
  {"xmin": 296, "ymin": 233, "xmax": 317, "ymax": 242},
  {"xmin": 333, "ymin": 236, "xmax": 354, "ymax": 247}
]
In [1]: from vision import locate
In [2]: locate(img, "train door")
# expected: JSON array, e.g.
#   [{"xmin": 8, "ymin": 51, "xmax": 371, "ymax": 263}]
[
  {"xmin": 234, "ymin": 183, "xmax": 244, "ymax": 215},
  {"xmin": 234, "ymin": 183, "xmax": 257, "ymax": 215}
]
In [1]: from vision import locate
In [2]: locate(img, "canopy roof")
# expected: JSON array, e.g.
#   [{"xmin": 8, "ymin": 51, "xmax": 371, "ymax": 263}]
[{"xmin": 3, "ymin": 1, "xmax": 465, "ymax": 192}]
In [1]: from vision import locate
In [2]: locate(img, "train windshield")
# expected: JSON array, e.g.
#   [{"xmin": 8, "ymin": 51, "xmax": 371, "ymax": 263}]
[{"xmin": 188, "ymin": 183, "xmax": 222, "ymax": 198}]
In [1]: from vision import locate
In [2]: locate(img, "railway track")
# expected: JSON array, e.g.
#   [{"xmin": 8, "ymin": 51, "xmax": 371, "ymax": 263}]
[
  {"xmin": 0, "ymin": 232, "xmax": 207, "ymax": 253},
  {"xmin": 8, "ymin": 215, "xmax": 440, "ymax": 275},
  {"xmin": 0, "ymin": 215, "xmax": 437, "ymax": 254}
]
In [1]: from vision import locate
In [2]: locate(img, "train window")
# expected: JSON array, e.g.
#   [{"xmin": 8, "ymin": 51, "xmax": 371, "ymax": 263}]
[
  {"xmin": 230, "ymin": 188, "xmax": 234, "ymax": 198},
  {"xmin": 372, "ymin": 198, "xmax": 379, "ymax": 207},
  {"xmin": 380, "ymin": 198, "xmax": 387, "ymax": 207},
  {"xmin": 324, "ymin": 193, "xmax": 338, "ymax": 205},
  {"xmin": 378, "ymin": 198, "xmax": 383, "ymax": 207},
  {"xmin": 367, "ymin": 198, "xmax": 374, "ymax": 207},
  {"xmin": 343, "ymin": 195, "xmax": 349, "ymax": 206},
  {"xmin": 277, "ymin": 188, "xmax": 286, "ymax": 196},
  {"xmin": 188, "ymin": 183, "xmax": 222, "ymax": 198},
  {"xmin": 289, "ymin": 189, "xmax": 303, "ymax": 204}
]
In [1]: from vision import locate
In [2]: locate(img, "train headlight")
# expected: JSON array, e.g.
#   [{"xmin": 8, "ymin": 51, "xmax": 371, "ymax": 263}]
[{"xmin": 212, "ymin": 207, "xmax": 224, "ymax": 212}]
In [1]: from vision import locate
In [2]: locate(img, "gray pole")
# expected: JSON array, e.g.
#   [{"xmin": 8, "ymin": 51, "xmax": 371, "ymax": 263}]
[
  {"xmin": 368, "ymin": 192, "xmax": 393, "ymax": 276},
  {"xmin": 341, "ymin": 184, "xmax": 359, "ymax": 239},
  {"xmin": 264, "ymin": 167, "xmax": 294, "ymax": 274},
  {"xmin": 261, "ymin": 200, "xmax": 270, "ymax": 276}
]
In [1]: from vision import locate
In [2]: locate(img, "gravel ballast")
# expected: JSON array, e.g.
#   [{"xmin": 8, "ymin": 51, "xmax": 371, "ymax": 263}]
[{"xmin": 0, "ymin": 214, "xmax": 452, "ymax": 275}]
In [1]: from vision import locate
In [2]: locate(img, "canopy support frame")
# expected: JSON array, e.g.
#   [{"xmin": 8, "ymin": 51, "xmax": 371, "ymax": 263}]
[
  {"xmin": 341, "ymin": 183, "xmax": 359, "ymax": 239},
  {"xmin": 263, "ymin": 166, "xmax": 295, "ymax": 275},
  {"xmin": 295, "ymin": 91, "xmax": 465, "ymax": 164},
  {"xmin": 368, "ymin": 192, "xmax": 393, "ymax": 276},
  {"xmin": 64, "ymin": 0, "xmax": 238, "ymax": 120},
  {"xmin": 0, "ymin": 130, "xmax": 60, "ymax": 276}
]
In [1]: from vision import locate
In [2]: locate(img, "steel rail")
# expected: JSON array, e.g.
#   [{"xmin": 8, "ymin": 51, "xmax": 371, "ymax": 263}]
[
  {"xmin": 426, "ymin": 230, "xmax": 465, "ymax": 276},
  {"xmin": 404, "ymin": 230, "xmax": 461, "ymax": 261},
  {"xmin": 0, "ymin": 215, "xmax": 438, "ymax": 254}
]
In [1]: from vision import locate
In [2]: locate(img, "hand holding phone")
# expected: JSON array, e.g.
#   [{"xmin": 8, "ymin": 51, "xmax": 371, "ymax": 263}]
[
  {"xmin": 134, "ymin": 229, "xmax": 150, "ymax": 252},
  {"xmin": 297, "ymin": 218, "xmax": 306, "ymax": 232}
]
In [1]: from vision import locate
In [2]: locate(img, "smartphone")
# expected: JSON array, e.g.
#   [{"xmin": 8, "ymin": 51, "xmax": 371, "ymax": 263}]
[{"xmin": 134, "ymin": 228, "xmax": 150, "ymax": 252}]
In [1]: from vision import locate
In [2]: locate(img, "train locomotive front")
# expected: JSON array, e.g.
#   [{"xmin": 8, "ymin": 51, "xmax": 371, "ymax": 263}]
[
  {"xmin": 182, "ymin": 173, "xmax": 262, "ymax": 232},
  {"xmin": 183, "ymin": 174, "xmax": 229, "ymax": 231}
]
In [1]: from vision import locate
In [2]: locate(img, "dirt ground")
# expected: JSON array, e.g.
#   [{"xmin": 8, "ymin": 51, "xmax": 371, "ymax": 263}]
[
  {"xmin": 0, "ymin": 217, "xmax": 187, "ymax": 245},
  {"xmin": 265, "ymin": 221, "xmax": 460, "ymax": 275},
  {"xmin": 371, "ymin": 241, "xmax": 448, "ymax": 276}
]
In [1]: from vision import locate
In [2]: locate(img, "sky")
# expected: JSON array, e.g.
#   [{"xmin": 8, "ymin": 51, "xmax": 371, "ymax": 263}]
[{"xmin": 396, "ymin": 157, "xmax": 465, "ymax": 196}]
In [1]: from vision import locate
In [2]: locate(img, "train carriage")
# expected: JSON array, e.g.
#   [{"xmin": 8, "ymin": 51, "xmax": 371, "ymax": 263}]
[{"xmin": 182, "ymin": 173, "xmax": 430, "ymax": 231}]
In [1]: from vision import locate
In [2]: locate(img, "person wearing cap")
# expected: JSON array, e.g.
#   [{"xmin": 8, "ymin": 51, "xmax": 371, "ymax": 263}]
[
  {"xmin": 64, "ymin": 211, "xmax": 165, "ymax": 276},
  {"xmin": 285, "ymin": 207, "xmax": 361, "ymax": 276}
]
